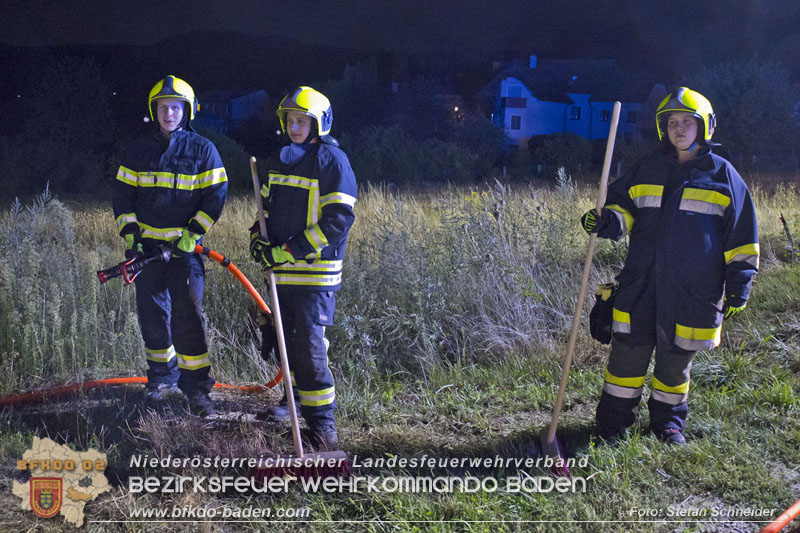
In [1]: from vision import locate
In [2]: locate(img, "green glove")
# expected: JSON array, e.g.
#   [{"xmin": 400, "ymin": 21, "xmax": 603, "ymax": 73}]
[
  {"xmin": 581, "ymin": 208, "xmax": 611, "ymax": 234},
  {"xmin": 174, "ymin": 229, "xmax": 201, "ymax": 255},
  {"xmin": 254, "ymin": 242, "xmax": 295, "ymax": 270},
  {"xmin": 250, "ymin": 231, "xmax": 266, "ymax": 262},
  {"xmin": 722, "ymin": 297, "xmax": 746, "ymax": 319},
  {"xmin": 124, "ymin": 232, "xmax": 143, "ymax": 259}
]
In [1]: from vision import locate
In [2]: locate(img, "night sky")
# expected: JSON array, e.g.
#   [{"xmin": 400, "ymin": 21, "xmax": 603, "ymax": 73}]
[{"xmin": 2, "ymin": 0, "xmax": 800, "ymax": 83}]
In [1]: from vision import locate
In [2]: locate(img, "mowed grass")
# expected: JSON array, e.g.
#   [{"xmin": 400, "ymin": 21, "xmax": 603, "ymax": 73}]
[{"xmin": 0, "ymin": 175, "xmax": 798, "ymax": 532}]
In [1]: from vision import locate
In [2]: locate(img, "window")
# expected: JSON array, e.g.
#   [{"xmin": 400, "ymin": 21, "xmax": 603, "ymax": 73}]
[
  {"xmin": 570, "ymin": 106, "xmax": 581, "ymax": 120},
  {"xmin": 508, "ymin": 86, "xmax": 522, "ymax": 98},
  {"xmin": 511, "ymin": 115, "xmax": 521, "ymax": 130},
  {"xmin": 626, "ymin": 111, "xmax": 637, "ymax": 124},
  {"xmin": 600, "ymin": 109, "xmax": 610, "ymax": 122}
]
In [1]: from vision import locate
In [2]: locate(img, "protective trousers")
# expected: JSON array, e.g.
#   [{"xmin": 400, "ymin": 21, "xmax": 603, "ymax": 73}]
[
  {"xmin": 276, "ymin": 288, "xmax": 336, "ymax": 427},
  {"xmin": 134, "ymin": 253, "xmax": 214, "ymax": 394},
  {"xmin": 596, "ymin": 336, "xmax": 696, "ymax": 439}
]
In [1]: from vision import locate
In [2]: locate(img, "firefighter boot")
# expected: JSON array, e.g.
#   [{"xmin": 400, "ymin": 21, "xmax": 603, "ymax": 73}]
[
  {"xmin": 648, "ymin": 396, "xmax": 688, "ymax": 445},
  {"xmin": 595, "ymin": 391, "xmax": 640, "ymax": 442},
  {"xmin": 187, "ymin": 390, "xmax": 215, "ymax": 417},
  {"xmin": 145, "ymin": 382, "xmax": 182, "ymax": 402},
  {"xmin": 265, "ymin": 390, "xmax": 300, "ymax": 421},
  {"xmin": 308, "ymin": 422, "xmax": 339, "ymax": 451}
]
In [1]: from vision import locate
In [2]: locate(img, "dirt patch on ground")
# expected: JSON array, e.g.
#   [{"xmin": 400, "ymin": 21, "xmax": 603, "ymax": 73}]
[{"xmin": 1, "ymin": 384, "xmax": 295, "ymax": 486}]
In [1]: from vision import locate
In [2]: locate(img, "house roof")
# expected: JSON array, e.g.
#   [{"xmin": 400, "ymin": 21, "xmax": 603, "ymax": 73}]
[{"xmin": 480, "ymin": 57, "xmax": 657, "ymax": 104}]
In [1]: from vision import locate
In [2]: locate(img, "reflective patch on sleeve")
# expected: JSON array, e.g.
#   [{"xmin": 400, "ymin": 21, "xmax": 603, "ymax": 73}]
[
  {"xmin": 679, "ymin": 188, "xmax": 731, "ymax": 216},
  {"xmin": 606, "ymin": 204, "xmax": 634, "ymax": 235},
  {"xmin": 176, "ymin": 168, "xmax": 228, "ymax": 190},
  {"xmin": 628, "ymin": 184, "xmax": 663, "ymax": 209},
  {"xmin": 612, "ymin": 308, "xmax": 631, "ymax": 334},
  {"xmin": 724, "ymin": 243, "xmax": 759, "ymax": 268},
  {"xmin": 116, "ymin": 166, "xmax": 139, "ymax": 186},
  {"xmin": 674, "ymin": 323, "xmax": 721, "ymax": 351},
  {"xmin": 320, "ymin": 192, "xmax": 357, "ymax": 208},
  {"xmin": 115, "ymin": 213, "xmax": 138, "ymax": 231},
  {"xmin": 191, "ymin": 210, "xmax": 215, "ymax": 233},
  {"xmin": 195, "ymin": 167, "xmax": 227, "ymax": 187},
  {"xmin": 304, "ymin": 225, "xmax": 329, "ymax": 251}
]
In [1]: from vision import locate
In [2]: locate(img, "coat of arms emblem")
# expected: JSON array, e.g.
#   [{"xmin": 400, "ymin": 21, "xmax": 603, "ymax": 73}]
[{"xmin": 30, "ymin": 478, "xmax": 62, "ymax": 518}]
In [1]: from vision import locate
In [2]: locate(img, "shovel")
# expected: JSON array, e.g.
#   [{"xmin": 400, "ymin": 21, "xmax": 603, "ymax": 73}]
[{"xmin": 540, "ymin": 101, "xmax": 622, "ymax": 477}]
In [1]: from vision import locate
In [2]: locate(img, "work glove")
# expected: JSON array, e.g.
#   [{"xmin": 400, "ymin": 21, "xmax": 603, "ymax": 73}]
[
  {"xmin": 251, "ymin": 237, "xmax": 295, "ymax": 270},
  {"xmin": 581, "ymin": 208, "xmax": 612, "ymax": 234},
  {"xmin": 123, "ymin": 231, "xmax": 144, "ymax": 259},
  {"xmin": 250, "ymin": 230, "xmax": 266, "ymax": 262},
  {"xmin": 722, "ymin": 296, "xmax": 747, "ymax": 319},
  {"xmin": 173, "ymin": 229, "xmax": 200, "ymax": 257}
]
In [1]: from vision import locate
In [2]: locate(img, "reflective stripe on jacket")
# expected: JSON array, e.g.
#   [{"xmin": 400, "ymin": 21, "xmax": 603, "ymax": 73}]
[
  {"xmin": 112, "ymin": 129, "xmax": 228, "ymax": 249},
  {"xmin": 599, "ymin": 148, "xmax": 758, "ymax": 351},
  {"xmin": 260, "ymin": 141, "xmax": 357, "ymax": 291}
]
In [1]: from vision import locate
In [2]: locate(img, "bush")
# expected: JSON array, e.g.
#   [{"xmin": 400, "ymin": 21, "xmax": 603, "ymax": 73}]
[
  {"xmin": 194, "ymin": 127, "xmax": 252, "ymax": 191},
  {"xmin": 343, "ymin": 125, "xmax": 484, "ymax": 186},
  {"xmin": 530, "ymin": 133, "xmax": 593, "ymax": 170}
]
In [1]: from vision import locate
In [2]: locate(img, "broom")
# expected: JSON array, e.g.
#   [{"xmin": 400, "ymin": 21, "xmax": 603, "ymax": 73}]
[
  {"xmin": 540, "ymin": 101, "xmax": 622, "ymax": 477},
  {"xmin": 248, "ymin": 156, "xmax": 351, "ymax": 481}
]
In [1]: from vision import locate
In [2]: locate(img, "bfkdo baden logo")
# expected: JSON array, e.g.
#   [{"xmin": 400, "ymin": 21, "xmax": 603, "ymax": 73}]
[
  {"xmin": 30, "ymin": 477, "xmax": 63, "ymax": 518},
  {"xmin": 13, "ymin": 437, "xmax": 110, "ymax": 527}
]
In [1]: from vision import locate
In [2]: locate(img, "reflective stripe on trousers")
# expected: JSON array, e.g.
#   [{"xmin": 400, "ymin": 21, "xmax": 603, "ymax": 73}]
[{"xmin": 134, "ymin": 253, "xmax": 214, "ymax": 393}]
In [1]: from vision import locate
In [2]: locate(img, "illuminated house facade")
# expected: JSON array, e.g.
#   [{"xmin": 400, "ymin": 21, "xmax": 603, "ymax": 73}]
[{"xmin": 481, "ymin": 55, "xmax": 665, "ymax": 147}]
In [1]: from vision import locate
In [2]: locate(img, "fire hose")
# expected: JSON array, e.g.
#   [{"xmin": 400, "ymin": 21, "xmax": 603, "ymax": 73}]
[{"xmin": 0, "ymin": 244, "xmax": 282, "ymax": 407}]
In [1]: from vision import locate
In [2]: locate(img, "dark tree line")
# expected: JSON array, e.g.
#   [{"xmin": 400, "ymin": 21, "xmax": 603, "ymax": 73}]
[{"xmin": 1, "ymin": 54, "xmax": 797, "ymax": 197}]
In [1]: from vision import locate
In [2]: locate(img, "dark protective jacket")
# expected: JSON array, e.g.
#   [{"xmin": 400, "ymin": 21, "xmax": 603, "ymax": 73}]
[
  {"xmin": 112, "ymin": 129, "xmax": 228, "ymax": 249},
  {"xmin": 258, "ymin": 139, "xmax": 357, "ymax": 291},
  {"xmin": 599, "ymin": 148, "xmax": 758, "ymax": 351}
]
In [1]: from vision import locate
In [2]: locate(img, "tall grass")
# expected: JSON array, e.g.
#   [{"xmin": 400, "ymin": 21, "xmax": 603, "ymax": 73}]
[
  {"xmin": 0, "ymin": 187, "xmax": 140, "ymax": 391},
  {"xmin": 0, "ymin": 175, "xmax": 797, "ymax": 396}
]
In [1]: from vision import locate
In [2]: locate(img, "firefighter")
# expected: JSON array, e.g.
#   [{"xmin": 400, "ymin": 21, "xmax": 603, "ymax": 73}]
[
  {"xmin": 250, "ymin": 86, "xmax": 357, "ymax": 449},
  {"xmin": 112, "ymin": 75, "xmax": 228, "ymax": 417},
  {"xmin": 581, "ymin": 87, "xmax": 758, "ymax": 444}
]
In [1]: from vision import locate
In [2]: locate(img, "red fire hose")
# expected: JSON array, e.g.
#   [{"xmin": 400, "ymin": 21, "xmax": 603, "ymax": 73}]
[
  {"xmin": 761, "ymin": 497, "xmax": 800, "ymax": 532},
  {"xmin": 0, "ymin": 244, "xmax": 282, "ymax": 407}
]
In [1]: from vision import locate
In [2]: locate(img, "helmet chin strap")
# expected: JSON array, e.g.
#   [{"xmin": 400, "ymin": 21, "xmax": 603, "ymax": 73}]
[{"xmin": 680, "ymin": 140, "xmax": 698, "ymax": 152}]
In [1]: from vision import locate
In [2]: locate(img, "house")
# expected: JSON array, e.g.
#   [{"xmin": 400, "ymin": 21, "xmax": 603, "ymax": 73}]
[
  {"xmin": 480, "ymin": 55, "xmax": 666, "ymax": 148},
  {"xmin": 194, "ymin": 89, "xmax": 269, "ymax": 133}
]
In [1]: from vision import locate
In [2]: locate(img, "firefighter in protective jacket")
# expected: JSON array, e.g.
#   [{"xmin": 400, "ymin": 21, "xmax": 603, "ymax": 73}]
[
  {"xmin": 581, "ymin": 87, "xmax": 758, "ymax": 444},
  {"xmin": 250, "ymin": 86, "xmax": 357, "ymax": 448},
  {"xmin": 113, "ymin": 75, "xmax": 228, "ymax": 417}
]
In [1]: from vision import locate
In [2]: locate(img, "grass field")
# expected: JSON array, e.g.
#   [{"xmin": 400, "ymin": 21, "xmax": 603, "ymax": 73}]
[{"xmin": 0, "ymin": 174, "xmax": 798, "ymax": 532}]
